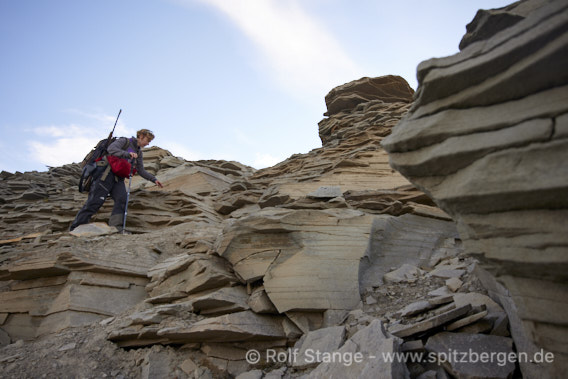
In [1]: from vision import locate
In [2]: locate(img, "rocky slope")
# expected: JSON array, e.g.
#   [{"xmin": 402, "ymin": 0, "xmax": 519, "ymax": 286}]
[
  {"xmin": 1, "ymin": 1, "xmax": 562, "ymax": 377},
  {"xmin": 0, "ymin": 75, "xmax": 521, "ymax": 379}
]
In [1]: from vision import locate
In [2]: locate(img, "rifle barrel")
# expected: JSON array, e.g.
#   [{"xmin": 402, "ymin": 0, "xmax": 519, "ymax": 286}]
[
  {"xmin": 112, "ymin": 109, "xmax": 122, "ymax": 134},
  {"xmin": 105, "ymin": 109, "xmax": 122, "ymax": 145}
]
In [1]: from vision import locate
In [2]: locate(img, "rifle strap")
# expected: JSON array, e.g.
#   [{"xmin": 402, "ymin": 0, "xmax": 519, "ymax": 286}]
[{"xmin": 100, "ymin": 157, "xmax": 112, "ymax": 182}]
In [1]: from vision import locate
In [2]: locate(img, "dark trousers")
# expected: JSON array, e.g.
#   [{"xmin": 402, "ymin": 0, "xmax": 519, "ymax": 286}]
[{"xmin": 70, "ymin": 168, "xmax": 127, "ymax": 230}]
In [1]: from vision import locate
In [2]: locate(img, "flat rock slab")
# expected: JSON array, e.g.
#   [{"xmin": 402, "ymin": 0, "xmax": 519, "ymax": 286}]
[
  {"xmin": 452, "ymin": 292, "xmax": 505, "ymax": 320},
  {"xmin": 149, "ymin": 254, "xmax": 238, "ymax": 300},
  {"xmin": 396, "ymin": 295, "xmax": 454, "ymax": 318},
  {"xmin": 397, "ymin": 300, "xmax": 433, "ymax": 318},
  {"xmin": 189, "ymin": 286, "xmax": 250, "ymax": 316},
  {"xmin": 307, "ymin": 186, "xmax": 343, "ymax": 199},
  {"xmin": 383, "ymin": 264, "xmax": 425, "ymax": 284},
  {"xmin": 425, "ymin": 332, "xmax": 515, "ymax": 379},
  {"xmin": 389, "ymin": 304, "xmax": 471, "ymax": 338},
  {"xmin": 218, "ymin": 208, "xmax": 376, "ymax": 313},
  {"xmin": 293, "ymin": 325, "xmax": 346, "ymax": 368},
  {"xmin": 308, "ymin": 319, "xmax": 409, "ymax": 378},
  {"xmin": 446, "ymin": 310, "xmax": 489, "ymax": 331},
  {"xmin": 156, "ymin": 310, "xmax": 288, "ymax": 343},
  {"xmin": 69, "ymin": 222, "xmax": 117, "ymax": 237},
  {"xmin": 428, "ymin": 267, "xmax": 465, "ymax": 279}
]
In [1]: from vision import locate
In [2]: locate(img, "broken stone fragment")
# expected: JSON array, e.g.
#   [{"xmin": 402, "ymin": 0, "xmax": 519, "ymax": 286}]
[
  {"xmin": 292, "ymin": 325, "xmax": 346, "ymax": 368},
  {"xmin": 285, "ymin": 312, "xmax": 323, "ymax": 334},
  {"xmin": 307, "ymin": 320, "xmax": 409, "ymax": 378},
  {"xmin": 445, "ymin": 310, "xmax": 488, "ymax": 331},
  {"xmin": 307, "ymin": 186, "xmax": 343, "ymax": 199},
  {"xmin": 322, "ymin": 309, "xmax": 349, "ymax": 328},
  {"xmin": 456, "ymin": 319, "xmax": 494, "ymax": 335},
  {"xmin": 148, "ymin": 254, "xmax": 238, "ymax": 299},
  {"xmin": 445, "ymin": 277, "xmax": 463, "ymax": 292},
  {"xmin": 428, "ymin": 286, "xmax": 452, "ymax": 297},
  {"xmin": 156, "ymin": 310, "xmax": 290, "ymax": 343},
  {"xmin": 247, "ymin": 286, "xmax": 278, "ymax": 314},
  {"xmin": 397, "ymin": 300, "xmax": 432, "ymax": 318},
  {"xmin": 428, "ymin": 265, "xmax": 466, "ymax": 279},
  {"xmin": 384, "ymin": 264, "xmax": 425, "ymax": 284},
  {"xmin": 452, "ymin": 292, "xmax": 506, "ymax": 322},
  {"xmin": 69, "ymin": 222, "xmax": 117, "ymax": 237},
  {"xmin": 425, "ymin": 332, "xmax": 516, "ymax": 379},
  {"xmin": 258, "ymin": 185, "xmax": 290, "ymax": 208},
  {"xmin": 428, "ymin": 295, "xmax": 454, "ymax": 306},
  {"xmin": 389, "ymin": 304, "xmax": 472, "ymax": 338},
  {"xmin": 188, "ymin": 286, "xmax": 250, "ymax": 316},
  {"xmin": 395, "ymin": 295, "xmax": 455, "ymax": 319},
  {"xmin": 401, "ymin": 339, "xmax": 424, "ymax": 352},
  {"xmin": 235, "ymin": 369, "xmax": 263, "ymax": 379},
  {"xmin": 179, "ymin": 358, "xmax": 198, "ymax": 376}
]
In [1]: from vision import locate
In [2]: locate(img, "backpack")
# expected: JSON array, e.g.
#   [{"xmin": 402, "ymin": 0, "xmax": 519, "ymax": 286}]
[
  {"xmin": 78, "ymin": 137, "xmax": 117, "ymax": 192},
  {"xmin": 78, "ymin": 137, "xmax": 135, "ymax": 191}
]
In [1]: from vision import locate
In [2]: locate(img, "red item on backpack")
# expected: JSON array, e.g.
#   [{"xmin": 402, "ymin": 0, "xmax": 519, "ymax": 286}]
[{"xmin": 107, "ymin": 155, "xmax": 137, "ymax": 177}]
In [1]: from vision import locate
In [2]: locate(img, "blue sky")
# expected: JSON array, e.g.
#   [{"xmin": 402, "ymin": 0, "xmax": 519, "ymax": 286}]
[{"xmin": 0, "ymin": 0, "xmax": 513, "ymax": 173}]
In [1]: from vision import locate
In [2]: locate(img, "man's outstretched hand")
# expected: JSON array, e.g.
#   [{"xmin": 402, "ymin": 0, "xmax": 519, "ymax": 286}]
[{"xmin": 155, "ymin": 180, "xmax": 164, "ymax": 188}]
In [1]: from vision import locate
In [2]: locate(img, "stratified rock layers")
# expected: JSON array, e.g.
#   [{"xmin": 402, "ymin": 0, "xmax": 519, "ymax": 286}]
[
  {"xmin": 3, "ymin": 56, "xmax": 550, "ymax": 376},
  {"xmin": 383, "ymin": 0, "xmax": 568, "ymax": 376}
]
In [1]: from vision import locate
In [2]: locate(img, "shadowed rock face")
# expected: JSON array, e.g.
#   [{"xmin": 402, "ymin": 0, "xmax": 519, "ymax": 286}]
[
  {"xmin": 383, "ymin": 0, "xmax": 568, "ymax": 376},
  {"xmin": 459, "ymin": 0, "xmax": 549, "ymax": 50}
]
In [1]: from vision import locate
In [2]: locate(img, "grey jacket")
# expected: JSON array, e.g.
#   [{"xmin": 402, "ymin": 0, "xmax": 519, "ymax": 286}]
[{"xmin": 107, "ymin": 137, "xmax": 157, "ymax": 183}]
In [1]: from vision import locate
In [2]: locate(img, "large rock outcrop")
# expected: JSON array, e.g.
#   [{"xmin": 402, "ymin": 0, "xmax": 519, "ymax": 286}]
[
  {"xmin": 383, "ymin": 0, "xmax": 568, "ymax": 377},
  {"xmin": 0, "ymin": 73, "xmax": 484, "ymax": 378},
  {"xmin": 323, "ymin": 75, "xmax": 415, "ymax": 118},
  {"xmin": 1, "ymin": 9, "xmax": 551, "ymax": 374}
]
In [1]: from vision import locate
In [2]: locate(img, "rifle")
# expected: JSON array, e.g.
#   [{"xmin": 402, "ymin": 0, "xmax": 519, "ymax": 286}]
[
  {"xmin": 78, "ymin": 109, "xmax": 122, "ymax": 192},
  {"xmin": 107, "ymin": 109, "xmax": 122, "ymax": 146}
]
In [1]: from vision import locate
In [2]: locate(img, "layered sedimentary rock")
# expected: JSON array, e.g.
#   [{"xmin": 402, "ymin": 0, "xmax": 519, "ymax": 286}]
[
  {"xmin": 459, "ymin": 0, "xmax": 549, "ymax": 50},
  {"xmin": 0, "ymin": 60, "xmax": 535, "ymax": 378},
  {"xmin": 104, "ymin": 76, "xmax": 461, "ymax": 353},
  {"xmin": 0, "ymin": 156, "xmax": 252, "ymax": 341},
  {"xmin": 0, "ymin": 76, "xmax": 436, "ymax": 334},
  {"xmin": 383, "ymin": 0, "xmax": 568, "ymax": 377},
  {"xmin": 0, "ymin": 155, "xmax": 254, "ymax": 237},
  {"xmin": 0, "ymin": 238, "xmax": 157, "ymax": 340},
  {"xmin": 250, "ymin": 76, "xmax": 413, "ymax": 194},
  {"xmin": 218, "ymin": 208, "xmax": 376, "ymax": 312},
  {"xmin": 323, "ymin": 75, "xmax": 415, "ymax": 117},
  {"xmin": 99, "ymin": 76, "xmax": 520, "ymax": 379}
]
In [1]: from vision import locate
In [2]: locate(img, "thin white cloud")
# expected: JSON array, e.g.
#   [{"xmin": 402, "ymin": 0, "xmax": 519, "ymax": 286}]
[
  {"xmin": 27, "ymin": 111, "xmax": 135, "ymax": 167},
  {"xmin": 28, "ymin": 136, "xmax": 98, "ymax": 167},
  {"xmin": 187, "ymin": 0, "xmax": 363, "ymax": 97}
]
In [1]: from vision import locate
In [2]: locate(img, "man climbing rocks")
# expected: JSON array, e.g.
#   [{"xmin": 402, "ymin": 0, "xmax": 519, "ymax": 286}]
[{"xmin": 70, "ymin": 129, "xmax": 163, "ymax": 232}]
